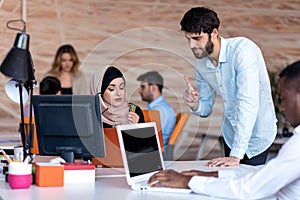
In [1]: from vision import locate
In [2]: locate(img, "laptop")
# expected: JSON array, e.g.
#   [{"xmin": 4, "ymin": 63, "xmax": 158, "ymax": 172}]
[{"xmin": 116, "ymin": 122, "xmax": 191, "ymax": 193}]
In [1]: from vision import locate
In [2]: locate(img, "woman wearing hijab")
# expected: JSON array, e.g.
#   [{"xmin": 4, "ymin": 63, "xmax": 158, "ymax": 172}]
[{"xmin": 91, "ymin": 66, "xmax": 144, "ymax": 128}]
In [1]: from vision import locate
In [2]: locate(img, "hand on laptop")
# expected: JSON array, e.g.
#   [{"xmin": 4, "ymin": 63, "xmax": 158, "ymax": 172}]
[
  {"xmin": 148, "ymin": 170, "xmax": 192, "ymax": 189},
  {"xmin": 207, "ymin": 156, "xmax": 240, "ymax": 167}
]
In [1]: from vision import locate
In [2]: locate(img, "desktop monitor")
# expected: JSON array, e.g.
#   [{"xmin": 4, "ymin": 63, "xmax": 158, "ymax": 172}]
[{"xmin": 32, "ymin": 95, "xmax": 105, "ymax": 162}]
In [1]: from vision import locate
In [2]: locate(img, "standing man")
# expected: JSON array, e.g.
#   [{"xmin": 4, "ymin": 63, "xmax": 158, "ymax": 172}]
[
  {"xmin": 181, "ymin": 7, "xmax": 277, "ymax": 166},
  {"xmin": 137, "ymin": 71, "xmax": 176, "ymax": 146}
]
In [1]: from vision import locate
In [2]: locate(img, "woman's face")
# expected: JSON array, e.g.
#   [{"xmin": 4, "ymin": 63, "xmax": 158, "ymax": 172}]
[
  {"xmin": 103, "ymin": 77, "xmax": 126, "ymax": 107},
  {"xmin": 60, "ymin": 53, "xmax": 74, "ymax": 72}
]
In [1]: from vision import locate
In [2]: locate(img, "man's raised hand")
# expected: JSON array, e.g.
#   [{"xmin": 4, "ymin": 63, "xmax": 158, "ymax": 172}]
[{"xmin": 183, "ymin": 75, "xmax": 200, "ymax": 111}]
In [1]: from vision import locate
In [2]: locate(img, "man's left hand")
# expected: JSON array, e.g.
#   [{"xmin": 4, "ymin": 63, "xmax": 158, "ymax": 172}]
[{"xmin": 207, "ymin": 156, "xmax": 240, "ymax": 167}]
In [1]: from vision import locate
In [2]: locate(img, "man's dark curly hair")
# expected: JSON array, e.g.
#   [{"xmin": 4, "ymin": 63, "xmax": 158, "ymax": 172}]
[
  {"xmin": 279, "ymin": 60, "xmax": 300, "ymax": 93},
  {"xmin": 180, "ymin": 7, "xmax": 220, "ymax": 34}
]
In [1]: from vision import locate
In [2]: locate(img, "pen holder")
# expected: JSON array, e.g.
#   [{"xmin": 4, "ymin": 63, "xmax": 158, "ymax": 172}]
[{"xmin": 8, "ymin": 162, "xmax": 32, "ymax": 189}]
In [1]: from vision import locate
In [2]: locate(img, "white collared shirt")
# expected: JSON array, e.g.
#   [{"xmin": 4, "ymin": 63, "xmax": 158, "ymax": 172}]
[{"xmin": 188, "ymin": 125, "xmax": 300, "ymax": 199}]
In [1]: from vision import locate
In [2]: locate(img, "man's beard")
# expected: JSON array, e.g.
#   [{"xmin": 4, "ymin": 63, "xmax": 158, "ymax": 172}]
[
  {"xmin": 192, "ymin": 38, "xmax": 214, "ymax": 59},
  {"xmin": 141, "ymin": 92, "xmax": 153, "ymax": 103}
]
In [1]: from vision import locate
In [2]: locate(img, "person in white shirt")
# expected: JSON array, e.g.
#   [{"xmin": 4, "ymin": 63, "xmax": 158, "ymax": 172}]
[{"xmin": 148, "ymin": 60, "xmax": 300, "ymax": 199}]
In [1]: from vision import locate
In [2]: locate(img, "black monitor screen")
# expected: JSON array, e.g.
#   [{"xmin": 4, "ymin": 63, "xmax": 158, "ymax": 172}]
[{"xmin": 32, "ymin": 95, "xmax": 105, "ymax": 161}]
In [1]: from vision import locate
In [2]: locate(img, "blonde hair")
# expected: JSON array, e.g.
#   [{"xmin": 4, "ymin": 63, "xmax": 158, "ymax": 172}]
[{"xmin": 49, "ymin": 44, "xmax": 80, "ymax": 76}]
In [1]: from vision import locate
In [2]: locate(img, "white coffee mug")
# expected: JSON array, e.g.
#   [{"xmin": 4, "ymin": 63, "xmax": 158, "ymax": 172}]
[{"xmin": 13, "ymin": 146, "xmax": 24, "ymax": 162}]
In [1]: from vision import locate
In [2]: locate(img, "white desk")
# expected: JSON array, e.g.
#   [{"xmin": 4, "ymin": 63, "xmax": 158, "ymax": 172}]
[{"xmin": 0, "ymin": 161, "xmax": 238, "ymax": 200}]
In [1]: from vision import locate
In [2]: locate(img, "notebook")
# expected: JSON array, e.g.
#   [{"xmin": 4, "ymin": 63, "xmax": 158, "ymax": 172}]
[{"xmin": 116, "ymin": 122, "xmax": 191, "ymax": 193}]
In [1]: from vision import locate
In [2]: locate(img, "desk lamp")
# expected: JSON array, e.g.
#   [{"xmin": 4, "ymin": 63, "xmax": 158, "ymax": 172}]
[{"xmin": 0, "ymin": 19, "xmax": 36, "ymax": 161}]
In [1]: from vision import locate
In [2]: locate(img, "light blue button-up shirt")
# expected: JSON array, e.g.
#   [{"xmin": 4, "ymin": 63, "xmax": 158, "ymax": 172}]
[
  {"xmin": 193, "ymin": 37, "xmax": 277, "ymax": 159},
  {"xmin": 147, "ymin": 96, "xmax": 176, "ymax": 146}
]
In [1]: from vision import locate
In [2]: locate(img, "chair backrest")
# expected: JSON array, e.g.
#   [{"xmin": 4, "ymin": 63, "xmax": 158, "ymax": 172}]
[
  {"xmin": 141, "ymin": 110, "xmax": 164, "ymax": 150},
  {"xmin": 164, "ymin": 112, "xmax": 190, "ymax": 160},
  {"xmin": 168, "ymin": 112, "xmax": 190, "ymax": 145},
  {"xmin": 92, "ymin": 128, "xmax": 123, "ymax": 167},
  {"xmin": 23, "ymin": 117, "xmax": 39, "ymax": 154}
]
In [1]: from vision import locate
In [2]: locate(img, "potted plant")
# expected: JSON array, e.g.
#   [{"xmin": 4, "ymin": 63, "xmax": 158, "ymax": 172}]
[{"xmin": 269, "ymin": 71, "xmax": 292, "ymax": 137}]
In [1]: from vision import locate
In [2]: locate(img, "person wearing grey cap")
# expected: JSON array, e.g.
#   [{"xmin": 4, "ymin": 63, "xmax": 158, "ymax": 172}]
[{"xmin": 137, "ymin": 71, "xmax": 176, "ymax": 146}]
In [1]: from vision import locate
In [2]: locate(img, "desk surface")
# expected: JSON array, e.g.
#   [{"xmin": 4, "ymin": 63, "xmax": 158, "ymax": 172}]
[{"xmin": 0, "ymin": 161, "xmax": 238, "ymax": 200}]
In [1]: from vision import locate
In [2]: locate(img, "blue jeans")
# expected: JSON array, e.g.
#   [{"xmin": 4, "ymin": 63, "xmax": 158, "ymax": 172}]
[{"xmin": 224, "ymin": 142, "xmax": 270, "ymax": 166}]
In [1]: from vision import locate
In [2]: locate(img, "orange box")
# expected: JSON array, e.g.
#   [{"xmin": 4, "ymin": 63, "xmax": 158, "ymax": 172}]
[{"xmin": 35, "ymin": 163, "xmax": 64, "ymax": 187}]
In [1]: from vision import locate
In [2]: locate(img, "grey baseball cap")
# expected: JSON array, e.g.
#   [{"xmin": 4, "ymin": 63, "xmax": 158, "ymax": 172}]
[{"xmin": 137, "ymin": 71, "xmax": 164, "ymax": 86}]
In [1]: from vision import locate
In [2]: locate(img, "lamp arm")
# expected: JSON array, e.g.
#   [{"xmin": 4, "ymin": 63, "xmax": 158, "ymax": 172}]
[
  {"xmin": 18, "ymin": 81, "xmax": 27, "ymax": 161},
  {"xmin": 27, "ymin": 80, "xmax": 35, "ymax": 161}
]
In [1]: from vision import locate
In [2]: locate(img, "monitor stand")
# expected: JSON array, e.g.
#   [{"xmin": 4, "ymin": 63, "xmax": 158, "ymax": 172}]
[
  {"xmin": 61, "ymin": 151, "xmax": 75, "ymax": 163},
  {"xmin": 56, "ymin": 147, "xmax": 83, "ymax": 163}
]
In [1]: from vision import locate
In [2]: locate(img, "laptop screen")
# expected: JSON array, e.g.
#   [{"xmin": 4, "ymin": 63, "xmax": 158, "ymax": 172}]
[{"xmin": 121, "ymin": 125, "xmax": 163, "ymax": 177}]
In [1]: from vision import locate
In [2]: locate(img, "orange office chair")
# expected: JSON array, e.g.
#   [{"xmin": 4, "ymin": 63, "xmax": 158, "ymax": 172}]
[
  {"xmin": 92, "ymin": 128, "xmax": 123, "ymax": 167},
  {"xmin": 164, "ymin": 112, "xmax": 190, "ymax": 160},
  {"xmin": 23, "ymin": 117, "xmax": 39, "ymax": 154},
  {"xmin": 142, "ymin": 110, "xmax": 164, "ymax": 150}
]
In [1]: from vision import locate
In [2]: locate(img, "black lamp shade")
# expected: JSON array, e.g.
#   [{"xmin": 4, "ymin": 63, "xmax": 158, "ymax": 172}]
[{"xmin": 0, "ymin": 32, "xmax": 35, "ymax": 81}]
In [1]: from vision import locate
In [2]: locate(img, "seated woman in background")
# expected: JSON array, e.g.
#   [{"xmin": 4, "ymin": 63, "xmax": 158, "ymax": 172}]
[
  {"xmin": 45, "ymin": 44, "xmax": 88, "ymax": 94},
  {"xmin": 91, "ymin": 66, "xmax": 144, "ymax": 128}
]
